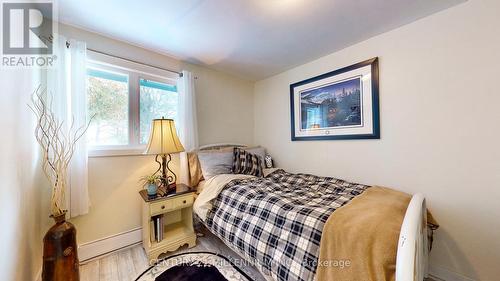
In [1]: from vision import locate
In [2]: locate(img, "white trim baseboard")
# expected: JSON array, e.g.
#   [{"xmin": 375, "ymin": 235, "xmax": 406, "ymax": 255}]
[
  {"xmin": 78, "ymin": 227, "xmax": 142, "ymax": 262},
  {"xmin": 429, "ymin": 265, "xmax": 476, "ymax": 281}
]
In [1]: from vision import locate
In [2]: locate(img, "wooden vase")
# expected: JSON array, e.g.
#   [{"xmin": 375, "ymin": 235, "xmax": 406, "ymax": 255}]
[{"xmin": 42, "ymin": 211, "xmax": 80, "ymax": 281}]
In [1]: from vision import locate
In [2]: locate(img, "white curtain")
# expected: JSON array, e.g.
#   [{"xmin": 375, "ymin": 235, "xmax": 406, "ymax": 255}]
[
  {"xmin": 177, "ymin": 70, "xmax": 199, "ymax": 184},
  {"xmin": 46, "ymin": 35, "xmax": 89, "ymax": 217}
]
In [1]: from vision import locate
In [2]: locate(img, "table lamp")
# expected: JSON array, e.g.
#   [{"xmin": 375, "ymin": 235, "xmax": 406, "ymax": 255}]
[{"xmin": 144, "ymin": 118, "xmax": 185, "ymax": 191}]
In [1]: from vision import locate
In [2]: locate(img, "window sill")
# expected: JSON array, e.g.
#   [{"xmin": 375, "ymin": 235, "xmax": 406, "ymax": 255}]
[{"xmin": 88, "ymin": 145, "xmax": 149, "ymax": 158}]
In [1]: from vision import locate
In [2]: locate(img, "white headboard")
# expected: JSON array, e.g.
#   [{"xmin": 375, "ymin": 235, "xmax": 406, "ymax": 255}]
[{"xmin": 198, "ymin": 143, "xmax": 247, "ymax": 151}]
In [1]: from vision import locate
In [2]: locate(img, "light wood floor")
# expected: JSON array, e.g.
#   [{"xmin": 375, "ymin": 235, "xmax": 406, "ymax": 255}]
[
  {"xmin": 80, "ymin": 226, "xmax": 438, "ymax": 281},
  {"xmin": 80, "ymin": 226, "xmax": 266, "ymax": 281}
]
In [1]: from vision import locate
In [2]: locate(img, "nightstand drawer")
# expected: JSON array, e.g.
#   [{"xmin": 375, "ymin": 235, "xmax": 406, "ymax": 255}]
[
  {"xmin": 150, "ymin": 195, "xmax": 193, "ymax": 216},
  {"xmin": 175, "ymin": 195, "xmax": 194, "ymax": 209}
]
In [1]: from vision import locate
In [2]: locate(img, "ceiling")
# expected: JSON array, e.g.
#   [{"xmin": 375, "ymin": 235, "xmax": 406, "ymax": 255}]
[{"xmin": 58, "ymin": 0, "xmax": 464, "ymax": 80}]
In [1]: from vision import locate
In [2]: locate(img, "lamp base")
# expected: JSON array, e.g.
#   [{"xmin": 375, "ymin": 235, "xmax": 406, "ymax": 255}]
[{"xmin": 156, "ymin": 154, "xmax": 177, "ymax": 191}]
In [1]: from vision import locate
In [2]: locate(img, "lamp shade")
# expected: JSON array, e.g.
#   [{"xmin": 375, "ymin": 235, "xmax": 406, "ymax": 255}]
[{"xmin": 144, "ymin": 118, "xmax": 185, "ymax": 155}]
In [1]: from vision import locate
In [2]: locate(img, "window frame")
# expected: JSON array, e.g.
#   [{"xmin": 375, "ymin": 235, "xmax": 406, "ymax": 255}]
[{"xmin": 86, "ymin": 51, "xmax": 179, "ymax": 157}]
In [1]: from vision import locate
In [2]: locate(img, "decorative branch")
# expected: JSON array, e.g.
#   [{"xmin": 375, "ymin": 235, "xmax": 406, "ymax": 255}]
[{"xmin": 28, "ymin": 86, "xmax": 94, "ymax": 217}]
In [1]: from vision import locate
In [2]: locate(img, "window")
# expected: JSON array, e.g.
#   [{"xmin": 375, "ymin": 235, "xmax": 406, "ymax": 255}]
[
  {"xmin": 86, "ymin": 53, "xmax": 178, "ymax": 155},
  {"xmin": 139, "ymin": 79, "xmax": 178, "ymax": 144},
  {"xmin": 87, "ymin": 69, "xmax": 129, "ymax": 145}
]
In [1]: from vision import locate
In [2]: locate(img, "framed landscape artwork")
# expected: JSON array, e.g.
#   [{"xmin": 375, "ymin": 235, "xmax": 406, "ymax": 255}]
[{"xmin": 290, "ymin": 57, "xmax": 380, "ymax": 141}]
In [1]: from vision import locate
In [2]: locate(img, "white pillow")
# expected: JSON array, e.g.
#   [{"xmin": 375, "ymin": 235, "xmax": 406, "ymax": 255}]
[{"xmin": 197, "ymin": 151, "xmax": 233, "ymax": 180}]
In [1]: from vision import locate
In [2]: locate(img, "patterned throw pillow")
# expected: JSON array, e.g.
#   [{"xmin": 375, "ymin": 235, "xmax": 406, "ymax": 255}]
[
  {"xmin": 232, "ymin": 148, "xmax": 263, "ymax": 177},
  {"xmin": 264, "ymin": 154, "xmax": 274, "ymax": 168}
]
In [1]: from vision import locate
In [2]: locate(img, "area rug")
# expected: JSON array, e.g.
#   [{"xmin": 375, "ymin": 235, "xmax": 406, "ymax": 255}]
[{"xmin": 135, "ymin": 252, "xmax": 252, "ymax": 281}]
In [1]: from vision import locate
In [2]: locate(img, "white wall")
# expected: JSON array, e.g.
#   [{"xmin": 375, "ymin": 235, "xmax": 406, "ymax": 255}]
[
  {"xmin": 59, "ymin": 24, "xmax": 255, "ymax": 245},
  {"xmin": 0, "ymin": 70, "xmax": 50, "ymax": 281},
  {"xmin": 183, "ymin": 63, "xmax": 255, "ymax": 146},
  {"xmin": 254, "ymin": 0, "xmax": 500, "ymax": 280}
]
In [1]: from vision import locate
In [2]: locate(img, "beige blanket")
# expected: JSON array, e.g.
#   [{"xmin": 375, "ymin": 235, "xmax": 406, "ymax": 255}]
[{"xmin": 316, "ymin": 186, "xmax": 436, "ymax": 281}]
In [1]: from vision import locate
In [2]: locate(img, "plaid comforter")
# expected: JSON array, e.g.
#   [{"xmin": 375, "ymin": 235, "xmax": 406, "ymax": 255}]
[{"xmin": 205, "ymin": 170, "xmax": 368, "ymax": 281}]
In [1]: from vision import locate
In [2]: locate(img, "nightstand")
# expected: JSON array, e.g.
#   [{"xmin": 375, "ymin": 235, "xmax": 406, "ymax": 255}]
[{"xmin": 139, "ymin": 184, "xmax": 197, "ymax": 261}]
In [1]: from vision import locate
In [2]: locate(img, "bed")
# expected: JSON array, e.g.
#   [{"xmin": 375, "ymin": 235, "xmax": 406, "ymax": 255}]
[{"xmin": 191, "ymin": 144, "xmax": 433, "ymax": 281}]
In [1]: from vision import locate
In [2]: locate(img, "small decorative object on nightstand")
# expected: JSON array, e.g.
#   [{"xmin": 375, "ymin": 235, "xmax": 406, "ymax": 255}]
[
  {"xmin": 139, "ymin": 174, "xmax": 162, "ymax": 198},
  {"xmin": 139, "ymin": 183, "xmax": 197, "ymax": 261}
]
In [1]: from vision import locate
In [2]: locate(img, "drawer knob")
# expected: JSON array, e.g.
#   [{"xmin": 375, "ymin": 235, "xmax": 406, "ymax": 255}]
[
  {"xmin": 161, "ymin": 205, "xmax": 165, "ymax": 209},
  {"xmin": 183, "ymin": 200, "xmax": 186, "ymax": 204}
]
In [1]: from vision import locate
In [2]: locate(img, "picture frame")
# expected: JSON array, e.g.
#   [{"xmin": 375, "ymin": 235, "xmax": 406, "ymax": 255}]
[{"xmin": 290, "ymin": 57, "xmax": 380, "ymax": 141}]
